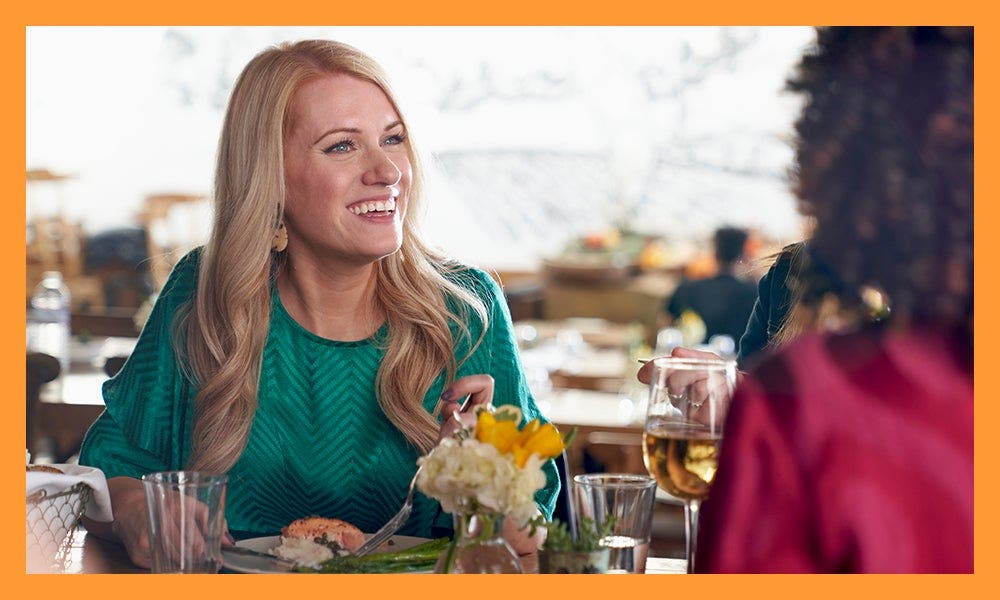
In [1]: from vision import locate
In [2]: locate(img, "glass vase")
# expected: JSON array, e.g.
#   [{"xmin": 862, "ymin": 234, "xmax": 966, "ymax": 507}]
[{"xmin": 435, "ymin": 512, "xmax": 523, "ymax": 574}]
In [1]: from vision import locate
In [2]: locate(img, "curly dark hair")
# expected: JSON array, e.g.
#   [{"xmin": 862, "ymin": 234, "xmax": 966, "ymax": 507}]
[{"xmin": 787, "ymin": 27, "xmax": 973, "ymax": 330}]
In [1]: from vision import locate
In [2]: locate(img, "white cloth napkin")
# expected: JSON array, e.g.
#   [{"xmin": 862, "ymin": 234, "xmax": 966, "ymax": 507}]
[{"xmin": 26, "ymin": 464, "xmax": 114, "ymax": 522}]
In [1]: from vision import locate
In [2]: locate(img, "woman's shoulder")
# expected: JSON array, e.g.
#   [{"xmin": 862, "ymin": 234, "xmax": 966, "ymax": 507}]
[
  {"xmin": 439, "ymin": 262, "xmax": 503, "ymax": 303},
  {"xmin": 174, "ymin": 246, "xmax": 204, "ymax": 271},
  {"xmin": 749, "ymin": 329, "xmax": 868, "ymax": 386},
  {"xmin": 157, "ymin": 246, "xmax": 204, "ymax": 301},
  {"xmin": 748, "ymin": 323, "xmax": 969, "ymax": 399}
]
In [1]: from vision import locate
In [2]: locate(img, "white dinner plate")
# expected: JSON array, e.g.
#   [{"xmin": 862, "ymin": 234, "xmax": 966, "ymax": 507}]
[{"xmin": 223, "ymin": 534, "xmax": 431, "ymax": 574}]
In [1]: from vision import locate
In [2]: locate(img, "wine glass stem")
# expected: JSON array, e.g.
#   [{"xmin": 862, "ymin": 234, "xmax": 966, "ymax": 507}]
[{"xmin": 685, "ymin": 499, "xmax": 701, "ymax": 574}]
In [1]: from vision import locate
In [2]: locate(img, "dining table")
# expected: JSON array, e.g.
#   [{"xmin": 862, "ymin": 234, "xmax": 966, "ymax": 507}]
[{"xmin": 57, "ymin": 526, "xmax": 686, "ymax": 574}]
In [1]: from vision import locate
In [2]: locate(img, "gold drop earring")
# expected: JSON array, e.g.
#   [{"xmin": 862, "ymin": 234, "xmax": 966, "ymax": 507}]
[{"xmin": 271, "ymin": 222, "xmax": 288, "ymax": 252}]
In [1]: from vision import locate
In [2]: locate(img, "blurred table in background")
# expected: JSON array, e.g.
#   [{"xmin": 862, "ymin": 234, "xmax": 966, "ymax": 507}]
[
  {"xmin": 540, "ymin": 388, "xmax": 645, "ymax": 477},
  {"xmin": 542, "ymin": 270, "xmax": 677, "ymax": 345},
  {"xmin": 71, "ymin": 309, "xmax": 141, "ymax": 338},
  {"xmin": 516, "ymin": 317, "xmax": 643, "ymax": 388}
]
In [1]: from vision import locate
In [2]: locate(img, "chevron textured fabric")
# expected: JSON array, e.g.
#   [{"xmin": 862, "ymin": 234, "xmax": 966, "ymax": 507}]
[{"xmin": 80, "ymin": 249, "xmax": 558, "ymax": 538}]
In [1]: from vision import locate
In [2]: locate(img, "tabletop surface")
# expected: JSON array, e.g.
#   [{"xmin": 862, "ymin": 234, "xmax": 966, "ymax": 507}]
[{"xmin": 55, "ymin": 526, "xmax": 686, "ymax": 574}]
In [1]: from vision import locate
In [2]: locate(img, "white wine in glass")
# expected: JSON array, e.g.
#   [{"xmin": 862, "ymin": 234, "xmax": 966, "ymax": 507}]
[
  {"xmin": 644, "ymin": 421, "xmax": 720, "ymax": 501},
  {"xmin": 642, "ymin": 357, "xmax": 735, "ymax": 573}
]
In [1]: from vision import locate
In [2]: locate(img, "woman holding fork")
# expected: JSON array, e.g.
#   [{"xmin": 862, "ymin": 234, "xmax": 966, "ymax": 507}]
[{"xmin": 80, "ymin": 40, "xmax": 553, "ymax": 568}]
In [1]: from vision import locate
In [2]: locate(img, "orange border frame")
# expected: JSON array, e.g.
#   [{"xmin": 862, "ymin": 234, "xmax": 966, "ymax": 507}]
[{"xmin": 5, "ymin": 3, "xmax": 995, "ymax": 599}]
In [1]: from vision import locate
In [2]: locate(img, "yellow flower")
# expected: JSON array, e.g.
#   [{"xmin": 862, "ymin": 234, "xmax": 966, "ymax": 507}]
[
  {"xmin": 475, "ymin": 410, "xmax": 521, "ymax": 454},
  {"xmin": 518, "ymin": 418, "xmax": 541, "ymax": 439},
  {"xmin": 516, "ymin": 420, "xmax": 565, "ymax": 463},
  {"xmin": 477, "ymin": 412, "xmax": 567, "ymax": 468}
]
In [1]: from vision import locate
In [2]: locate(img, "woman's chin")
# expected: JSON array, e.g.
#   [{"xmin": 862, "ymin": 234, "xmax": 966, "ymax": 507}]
[{"xmin": 359, "ymin": 239, "xmax": 404, "ymax": 265}]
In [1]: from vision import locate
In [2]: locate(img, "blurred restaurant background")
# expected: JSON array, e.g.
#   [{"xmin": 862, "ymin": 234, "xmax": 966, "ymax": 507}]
[{"xmin": 26, "ymin": 26, "xmax": 815, "ymax": 559}]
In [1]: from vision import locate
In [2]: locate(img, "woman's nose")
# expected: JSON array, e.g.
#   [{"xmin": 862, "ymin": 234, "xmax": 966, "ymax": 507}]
[{"xmin": 362, "ymin": 149, "xmax": 402, "ymax": 187}]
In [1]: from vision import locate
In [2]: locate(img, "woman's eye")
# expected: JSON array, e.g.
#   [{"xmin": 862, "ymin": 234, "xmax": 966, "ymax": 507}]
[
  {"xmin": 323, "ymin": 140, "xmax": 354, "ymax": 154},
  {"xmin": 382, "ymin": 133, "xmax": 406, "ymax": 146}
]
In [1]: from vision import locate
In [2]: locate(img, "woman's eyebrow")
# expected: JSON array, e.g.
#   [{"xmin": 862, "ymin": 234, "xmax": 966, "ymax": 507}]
[
  {"xmin": 313, "ymin": 127, "xmax": 359, "ymax": 145},
  {"xmin": 312, "ymin": 121, "xmax": 403, "ymax": 145}
]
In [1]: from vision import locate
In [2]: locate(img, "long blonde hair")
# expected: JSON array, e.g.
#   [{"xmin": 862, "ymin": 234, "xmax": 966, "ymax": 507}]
[{"xmin": 181, "ymin": 40, "xmax": 487, "ymax": 474}]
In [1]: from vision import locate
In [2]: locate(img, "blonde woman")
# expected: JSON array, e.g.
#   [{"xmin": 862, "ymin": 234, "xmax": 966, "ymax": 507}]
[{"xmin": 80, "ymin": 40, "xmax": 554, "ymax": 567}]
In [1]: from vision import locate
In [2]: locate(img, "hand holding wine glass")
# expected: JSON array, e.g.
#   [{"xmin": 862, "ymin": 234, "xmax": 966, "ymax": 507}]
[{"xmin": 641, "ymin": 356, "xmax": 736, "ymax": 573}]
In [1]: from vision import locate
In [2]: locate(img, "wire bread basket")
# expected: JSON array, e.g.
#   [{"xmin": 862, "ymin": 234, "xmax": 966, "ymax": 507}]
[{"xmin": 26, "ymin": 482, "xmax": 92, "ymax": 573}]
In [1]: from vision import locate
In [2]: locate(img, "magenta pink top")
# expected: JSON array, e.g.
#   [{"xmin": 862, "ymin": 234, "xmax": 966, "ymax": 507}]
[{"xmin": 697, "ymin": 325, "xmax": 973, "ymax": 573}]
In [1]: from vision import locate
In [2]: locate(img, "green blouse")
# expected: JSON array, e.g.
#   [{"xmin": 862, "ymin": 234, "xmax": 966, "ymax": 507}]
[{"xmin": 79, "ymin": 249, "xmax": 558, "ymax": 539}]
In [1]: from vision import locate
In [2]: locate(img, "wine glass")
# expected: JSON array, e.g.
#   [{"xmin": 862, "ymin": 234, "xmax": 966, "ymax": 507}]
[{"xmin": 642, "ymin": 357, "xmax": 736, "ymax": 573}]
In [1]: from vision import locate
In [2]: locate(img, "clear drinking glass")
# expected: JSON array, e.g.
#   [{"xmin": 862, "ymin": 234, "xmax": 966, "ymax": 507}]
[
  {"xmin": 573, "ymin": 473, "xmax": 657, "ymax": 573},
  {"xmin": 141, "ymin": 471, "xmax": 228, "ymax": 573},
  {"xmin": 642, "ymin": 357, "xmax": 736, "ymax": 573}
]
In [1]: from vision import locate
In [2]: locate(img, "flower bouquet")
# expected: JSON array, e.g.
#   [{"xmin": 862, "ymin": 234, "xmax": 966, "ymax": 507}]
[{"xmin": 416, "ymin": 405, "xmax": 570, "ymax": 573}]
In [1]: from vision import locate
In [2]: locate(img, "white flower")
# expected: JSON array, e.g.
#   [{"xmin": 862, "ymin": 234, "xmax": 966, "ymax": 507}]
[{"xmin": 416, "ymin": 437, "xmax": 547, "ymax": 526}]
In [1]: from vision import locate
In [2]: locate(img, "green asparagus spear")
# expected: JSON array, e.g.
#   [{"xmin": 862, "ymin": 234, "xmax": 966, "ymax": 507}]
[{"xmin": 302, "ymin": 538, "xmax": 449, "ymax": 573}]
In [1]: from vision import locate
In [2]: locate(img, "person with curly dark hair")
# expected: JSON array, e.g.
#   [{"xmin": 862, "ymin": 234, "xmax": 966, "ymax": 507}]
[{"xmin": 693, "ymin": 27, "xmax": 973, "ymax": 573}]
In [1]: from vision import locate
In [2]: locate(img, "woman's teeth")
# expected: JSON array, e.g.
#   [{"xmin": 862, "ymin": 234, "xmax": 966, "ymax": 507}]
[{"xmin": 350, "ymin": 198, "xmax": 396, "ymax": 215}]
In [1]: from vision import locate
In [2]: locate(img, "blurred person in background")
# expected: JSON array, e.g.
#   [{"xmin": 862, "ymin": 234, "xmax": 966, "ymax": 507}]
[
  {"xmin": 663, "ymin": 226, "xmax": 758, "ymax": 345},
  {"xmin": 79, "ymin": 39, "xmax": 555, "ymax": 567},
  {"xmin": 697, "ymin": 26, "xmax": 973, "ymax": 572}
]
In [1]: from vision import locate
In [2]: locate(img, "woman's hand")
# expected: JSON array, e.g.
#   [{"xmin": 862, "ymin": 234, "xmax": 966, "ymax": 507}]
[
  {"xmin": 637, "ymin": 347, "xmax": 743, "ymax": 427},
  {"xmin": 83, "ymin": 476, "xmax": 234, "ymax": 569},
  {"xmin": 105, "ymin": 477, "xmax": 154, "ymax": 568},
  {"xmin": 639, "ymin": 346, "xmax": 746, "ymax": 386},
  {"xmin": 437, "ymin": 374, "xmax": 494, "ymax": 442},
  {"xmin": 637, "ymin": 346, "xmax": 731, "ymax": 384}
]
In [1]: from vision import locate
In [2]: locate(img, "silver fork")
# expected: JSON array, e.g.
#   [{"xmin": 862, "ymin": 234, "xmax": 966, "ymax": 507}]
[{"xmin": 354, "ymin": 466, "xmax": 421, "ymax": 556}]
